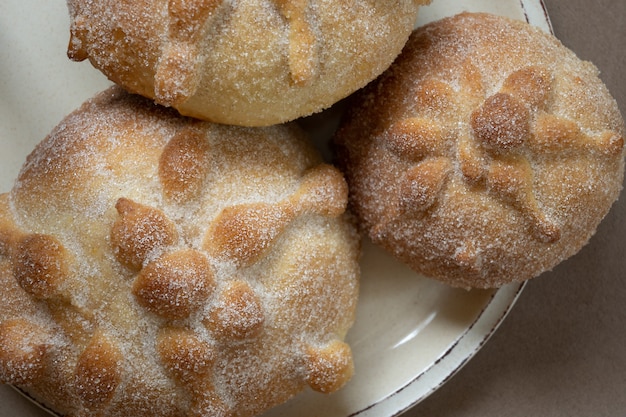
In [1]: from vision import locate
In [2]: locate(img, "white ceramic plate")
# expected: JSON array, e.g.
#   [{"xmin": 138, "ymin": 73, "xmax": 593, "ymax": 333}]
[{"xmin": 0, "ymin": 0, "xmax": 551, "ymax": 416}]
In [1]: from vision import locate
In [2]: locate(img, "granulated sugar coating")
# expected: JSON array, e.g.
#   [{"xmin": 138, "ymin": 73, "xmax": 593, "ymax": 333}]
[
  {"xmin": 66, "ymin": 0, "xmax": 431, "ymax": 127},
  {"xmin": 334, "ymin": 12, "xmax": 625, "ymax": 289},
  {"xmin": 0, "ymin": 87, "xmax": 360, "ymax": 417}
]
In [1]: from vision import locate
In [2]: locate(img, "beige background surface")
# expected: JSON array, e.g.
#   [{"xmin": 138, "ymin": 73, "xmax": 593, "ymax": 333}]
[
  {"xmin": 403, "ymin": 2, "xmax": 626, "ymax": 416},
  {"xmin": 0, "ymin": 1, "xmax": 624, "ymax": 417}
]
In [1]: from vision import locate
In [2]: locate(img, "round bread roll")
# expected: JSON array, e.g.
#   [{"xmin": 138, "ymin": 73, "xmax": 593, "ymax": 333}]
[
  {"xmin": 66, "ymin": 0, "xmax": 431, "ymax": 127},
  {"xmin": 0, "ymin": 87, "xmax": 360, "ymax": 417},
  {"xmin": 334, "ymin": 12, "xmax": 625, "ymax": 289}
]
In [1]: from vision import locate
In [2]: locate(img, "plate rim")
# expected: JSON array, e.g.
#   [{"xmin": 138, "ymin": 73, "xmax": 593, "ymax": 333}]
[
  {"xmin": 6, "ymin": 1, "xmax": 551, "ymax": 416},
  {"xmin": 363, "ymin": 282, "xmax": 526, "ymax": 417},
  {"xmin": 350, "ymin": 1, "xmax": 552, "ymax": 415}
]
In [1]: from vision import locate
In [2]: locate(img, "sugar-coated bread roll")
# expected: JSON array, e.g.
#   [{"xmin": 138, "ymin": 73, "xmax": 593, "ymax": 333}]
[
  {"xmin": 66, "ymin": 0, "xmax": 431, "ymax": 127},
  {"xmin": 334, "ymin": 12, "xmax": 625, "ymax": 288},
  {"xmin": 0, "ymin": 87, "xmax": 360, "ymax": 417}
]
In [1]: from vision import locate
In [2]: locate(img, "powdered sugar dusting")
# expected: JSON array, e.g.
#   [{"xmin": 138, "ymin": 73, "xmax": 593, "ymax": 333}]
[
  {"xmin": 335, "ymin": 12, "xmax": 624, "ymax": 288},
  {"xmin": 0, "ymin": 87, "xmax": 360, "ymax": 417},
  {"xmin": 66, "ymin": 0, "xmax": 431, "ymax": 126}
]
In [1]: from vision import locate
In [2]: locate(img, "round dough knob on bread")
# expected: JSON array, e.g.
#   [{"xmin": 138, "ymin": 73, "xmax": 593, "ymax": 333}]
[
  {"xmin": 66, "ymin": 0, "xmax": 431, "ymax": 126},
  {"xmin": 334, "ymin": 12, "xmax": 625, "ymax": 288},
  {"xmin": 0, "ymin": 87, "xmax": 360, "ymax": 417}
]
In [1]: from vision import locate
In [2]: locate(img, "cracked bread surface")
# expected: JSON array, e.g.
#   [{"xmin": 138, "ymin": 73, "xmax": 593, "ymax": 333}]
[
  {"xmin": 334, "ymin": 12, "xmax": 624, "ymax": 288},
  {"xmin": 0, "ymin": 87, "xmax": 360, "ymax": 417}
]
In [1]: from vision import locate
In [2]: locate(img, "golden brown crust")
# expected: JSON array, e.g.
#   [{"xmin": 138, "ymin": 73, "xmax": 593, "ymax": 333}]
[
  {"xmin": 12, "ymin": 234, "xmax": 70, "ymax": 300},
  {"xmin": 156, "ymin": 326, "xmax": 216, "ymax": 383},
  {"xmin": 0, "ymin": 87, "xmax": 360, "ymax": 416},
  {"xmin": 335, "ymin": 12, "xmax": 625, "ymax": 288},
  {"xmin": 66, "ymin": 0, "xmax": 431, "ymax": 126},
  {"xmin": 0, "ymin": 319, "xmax": 49, "ymax": 386},
  {"xmin": 204, "ymin": 280, "xmax": 265, "ymax": 341},
  {"xmin": 304, "ymin": 340, "xmax": 354, "ymax": 394},
  {"xmin": 132, "ymin": 249, "xmax": 216, "ymax": 320},
  {"xmin": 158, "ymin": 127, "xmax": 212, "ymax": 203},
  {"xmin": 111, "ymin": 198, "xmax": 180, "ymax": 271},
  {"xmin": 73, "ymin": 331, "xmax": 123, "ymax": 408}
]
